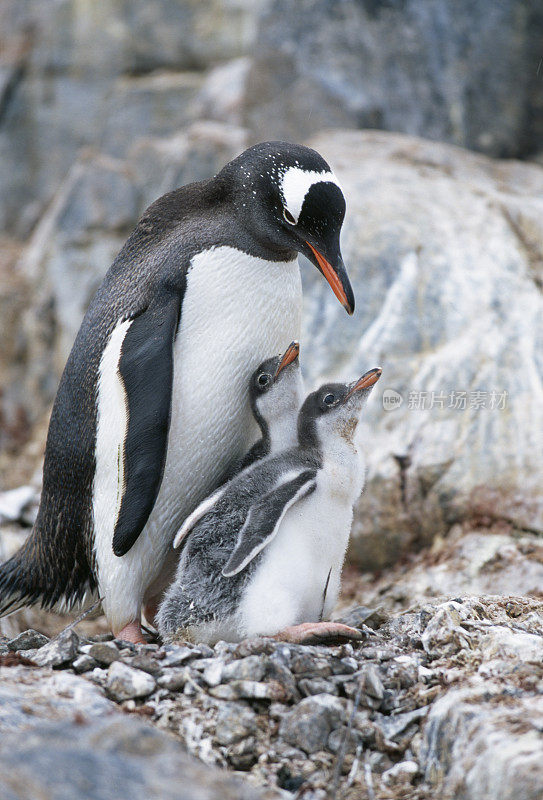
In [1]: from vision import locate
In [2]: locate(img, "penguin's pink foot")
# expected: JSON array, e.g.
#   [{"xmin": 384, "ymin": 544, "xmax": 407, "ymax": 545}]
[
  {"xmin": 274, "ymin": 621, "xmax": 363, "ymax": 646},
  {"xmin": 115, "ymin": 620, "xmax": 147, "ymax": 644}
]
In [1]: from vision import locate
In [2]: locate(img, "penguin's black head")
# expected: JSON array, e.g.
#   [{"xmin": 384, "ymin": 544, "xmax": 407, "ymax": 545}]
[
  {"xmin": 298, "ymin": 368, "xmax": 382, "ymax": 449},
  {"xmin": 220, "ymin": 141, "xmax": 354, "ymax": 315},
  {"xmin": 249, "ymin": 341, "xmax": 304, "ymax": 431}
]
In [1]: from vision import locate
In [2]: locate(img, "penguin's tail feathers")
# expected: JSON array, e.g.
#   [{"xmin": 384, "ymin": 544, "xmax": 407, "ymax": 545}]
[
  {"xmin": 0, "ymin": 547, "xmax": 41, "ymax": 616},
  {"xmin": 0, "ymin": 533, "xmax": 96, "ymax": 618}
]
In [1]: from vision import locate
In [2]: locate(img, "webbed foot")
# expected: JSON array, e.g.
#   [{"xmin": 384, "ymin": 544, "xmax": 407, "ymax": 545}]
[{"xmin": 274, "ymin": 621, "xmax": 363, "ymax": 645}]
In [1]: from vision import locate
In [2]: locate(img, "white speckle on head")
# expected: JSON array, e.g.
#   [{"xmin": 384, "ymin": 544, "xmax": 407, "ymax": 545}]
[{"xmin": 280, "ymin": 168, "xmax": 342, "ymax": 224}]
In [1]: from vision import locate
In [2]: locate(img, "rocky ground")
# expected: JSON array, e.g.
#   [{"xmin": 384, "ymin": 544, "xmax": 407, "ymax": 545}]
[{"xmin": 1, "ymin": 512, "xmax": 542, "ymax": 800}]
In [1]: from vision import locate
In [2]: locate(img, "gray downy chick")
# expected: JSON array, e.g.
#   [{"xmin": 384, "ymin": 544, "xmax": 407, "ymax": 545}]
[{"xmin": 157, "ymin": 367, "xmax": 382, "ymax": 646}]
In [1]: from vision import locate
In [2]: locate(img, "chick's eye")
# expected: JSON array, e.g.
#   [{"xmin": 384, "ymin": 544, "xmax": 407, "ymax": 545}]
[
  {"xmin": 258, "ymin": 373, "xmax": 271, "ymax": 388},
  {"xmin": 323, "ymin": 393, "xmax": 336, "ymax": 406},
  {"xmin": 283, "ymin": 207, "xmax": 296, "ymax": 225}
]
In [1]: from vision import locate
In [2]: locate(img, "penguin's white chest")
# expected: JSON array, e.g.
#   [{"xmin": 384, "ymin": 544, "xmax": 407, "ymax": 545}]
[{"xmin": 147, "ymin": 246, "xmax": 302, "ymax": 543}]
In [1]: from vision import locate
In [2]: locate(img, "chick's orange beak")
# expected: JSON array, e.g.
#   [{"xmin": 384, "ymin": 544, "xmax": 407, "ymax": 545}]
[
  {"xmin": 345, "ymin": 367, "xmax": 382, "ymax": 399},
  {"xmin": 275, "ymin": 341, "xmax": 300, "ymax": 377}
]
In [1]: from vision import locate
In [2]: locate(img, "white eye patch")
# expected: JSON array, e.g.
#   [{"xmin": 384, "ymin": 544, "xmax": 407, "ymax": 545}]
[{"xmin": 280, "ymin": 167, "xmax": 342, "ymax": 224}]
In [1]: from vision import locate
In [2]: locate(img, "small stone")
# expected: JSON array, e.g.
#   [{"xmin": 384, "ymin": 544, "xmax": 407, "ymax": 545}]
[
  {"xmin": 382, "ymin": 760, "xmax": 419, "ymax": 786},
  {"xmin": 222, "ymin": 655, "xmax": 265, "ymax": 683},
  {"xmin": 215, "ymin": 702, "xmax": 257, "ymax": 746},
  {"xmin": 364, "ymin": 665, "xmax": 385, "ymax": 700},
  {"xmin": 327, "ymin": 726, "xmax": 364, "ymax": 754},
  {"xmin": 161, "ymin": 646, "xmax": 198, "ymax": 667},
  {"xmin": 88, "ymin": 642, "xmax": 120, "ymax": 665},
  {"xmin": 106, "ymin": 661, "xmax": 156, "ymax": 701},
  {"xmin": 264, "ymin": 657, "xmax": 298, "ymax": 703},
  {"xmin": 298, "ymin": 678, "xmax": 338, "ymax": 697},
  {"xmin": 72, "ymin": 654, "xmax": 98, "ymax": 674},
  {"xmin": 279, "ymin": 694, "xmax": 347, "ymax": 754},
  {"xmin": 209, "ymin": 680, "xmax": 287, "ymax": 702},
  {"xmin": 125, "ymin": 654, "xmax": 163, "ymax": 676},
  {"xmin": 226, "ymin": 736, "xmax": 258, "ymax": 770},
  {"xmin": 7, "ymin": 630, "xmax": 49, "ymax": 651},
  {"xmin": 33, "ymin": 629, "xmax": 79, "ymax": 668},
  {"xmin": 201, "ymin": 660, "xmax": 223, "ymax": 687},
  {"xmin": 157, "ymin": 668, "xmax": 190, "ymax": 691}
]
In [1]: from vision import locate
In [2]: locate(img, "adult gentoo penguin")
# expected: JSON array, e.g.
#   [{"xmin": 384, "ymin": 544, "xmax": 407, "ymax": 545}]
[
  {"xmin": 157, "ymin": 367, "xmax": 382, "ymax": 646},
  {"xmin": 0, "ymin": 142, "xmax": 354, "ymax": 643}
]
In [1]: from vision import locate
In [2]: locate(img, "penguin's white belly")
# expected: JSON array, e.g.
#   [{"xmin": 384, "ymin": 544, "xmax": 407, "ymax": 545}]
[
  {"xmin": 95, "ymin": 246, "xmax": 301, "ymax": 631},
  {"xmin": 239, "ymin": 474, "xmax": 356, "ymax": 638}
]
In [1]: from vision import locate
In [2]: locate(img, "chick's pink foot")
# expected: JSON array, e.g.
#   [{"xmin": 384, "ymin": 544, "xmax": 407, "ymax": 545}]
[{"xmin": 274, "ymin": 621, "xmax": 363, "ymax": 646}]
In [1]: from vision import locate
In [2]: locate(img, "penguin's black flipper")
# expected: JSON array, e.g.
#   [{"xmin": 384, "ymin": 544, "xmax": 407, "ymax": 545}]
[
  {"xmin": 112, "ymin": 292, "xmax": 181, "ymax": 557},
  {"xmin": 222, "ymin": 469, "xmax": 317, "ymax": 577}
]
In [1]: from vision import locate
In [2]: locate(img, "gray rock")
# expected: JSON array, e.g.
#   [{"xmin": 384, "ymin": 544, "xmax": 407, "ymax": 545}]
[
  {"xmin": 0, "ymin": 667, "xmax": 114, "ymax": 730},
  {"xmin": 382, "ymin": 760, "xmax": 419, "ymax": 787},
  {"xmin": 160, "ymin": 645, "xmax": 198, "ymax": 667},
  {"xmin": 363, "ymin": 665, "xmax": 385, "ymax": 700},
  {"xmin": 298, "ymin": 677, "xmax": 338, "ymax": 697},
  {"xmin": 215, "ymin": 702, "xmax": 257, "ymax": 746},
  {"xmin": 245, "ymin": 0, "xmax": 543, "ymax": 159},
  {"xmin": 210, "ymin": 680, "xmax": 287, "ymax": 703},
  {"xmin": 279, "ymin": 695, "xmax": 346, "ymax": 754},
  {"xmin": 106, "ymin": 661, "xmax": 156, "ymax": 701},
  {"xmin": 157, "ymin": 668, "xmax": 190, "ymax": 692},
  {"xmin": 72, "ymin": 654, "xmax": 98, "ymax": 674},
  {"xmin": 222, "ymin": 655, "xmax": 265, "ymax": 683},
  {"xmin": 7, "ymin": 629, "xmax": 49, "ymax": 651},
  {"xmin": 421, "ymin": 686, "xmax": 543, "ymax": 800},
  {"xmin": 0, "ymin": 0, "xmax": 266, "ymax": 236},
  {"xmin": 32, "ymin": 629, "xmax": 79, "ymax": 668},
  {"xmin": 299, "ymin": 130, "xmax": 543, "ymax": 568},
  {"xmin": 0, "ymin": 716, "xmax": 266, "ymax": 800},
  {"xmin": 88, "ymin": 642, "xmax": 121, "ymax": 666}
]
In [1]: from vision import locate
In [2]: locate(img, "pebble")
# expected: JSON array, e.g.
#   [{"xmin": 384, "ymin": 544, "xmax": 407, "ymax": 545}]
[
  {"xmin": 72, "ymin": 654, "xmax": 98, "ymax": 673},
  {"xmin": 215, "ymin": 702, "xmax": 257, "ymax": 746},
  {"xmin": 381, "ymin": 759, "xmax": 419, "ymax": 786},
  {"xmin": 106, "ymin": 661, "xmax": 156, "ymax": 701},
  {"xmin": 279, "ymin": 694, "xmax": 346, "ymax": 754},
  {"xmin": 32, "ymin": 629, "xmax": 79, "ymax": 668},
  {"xmin": 160, "ymin": 646, "xmax": 198, "ymax": 667},
  {"xmin": 88, "ymin": 642, "xmax": 121, "ymax": 665},
  {"xmin": 157, "ymin": 668, "xmax": 191, "ymax": 691},
  {"xmin": 222, "ymin": 655, "xmax": 265, "ymax": 683},
  {"xmin": 209, "ymin": 680, "xmax": 287, "ymax": 702},
  {"xmin": 7, "ymin": 629, "xmax": 49, "ymax": 651}
]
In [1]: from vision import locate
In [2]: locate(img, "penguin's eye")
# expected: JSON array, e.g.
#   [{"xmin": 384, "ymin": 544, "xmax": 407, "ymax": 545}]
[
  {"xmin": 283, "ymin": 207, "xmax": 296, "ymax": 225},
  {"xmin": 257, "ymin": 373, "xmax": 271, "ymax": 389},
  {"xmin": 323, "ymin": 393, "xmax": 337, "ymax": 407}
]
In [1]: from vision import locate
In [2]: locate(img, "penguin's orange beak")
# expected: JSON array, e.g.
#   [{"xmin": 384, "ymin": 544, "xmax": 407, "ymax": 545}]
[
  {"xmin": 345, "ymin": 367, "xmax": 382, "ymax": 399},
  {"xmin": 306, "ymin": 242, "xmax": 354, "ymax": 315},
  {"xmin": 275, "ymin": 341, "xmax": 300, "ymax": 377}
]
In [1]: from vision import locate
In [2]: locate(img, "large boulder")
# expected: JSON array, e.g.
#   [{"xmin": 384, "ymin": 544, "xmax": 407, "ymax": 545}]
[
  {"xmin": 0, "ymin": 0, "xmax": 266, "ymax": 236},
  {"xmin": 245, "ymin": 0, "xmax": 543, "ymax": 160},
  {"xmin": 299, "ymin": 130, "xmax": 543, "ymax": 567}
]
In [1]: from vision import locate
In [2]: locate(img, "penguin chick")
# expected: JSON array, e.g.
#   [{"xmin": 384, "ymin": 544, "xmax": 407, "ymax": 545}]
[
  {"xmin": 157, "ymin": 367, "xmax": 382, "ymax": 646},
  {"xmin": 174, "ymin": 340, "xmax": 304, "ymax": 551},
  {"xmin": 240, "ymin": 339, "xmax": 304, "ymax": 469}
]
